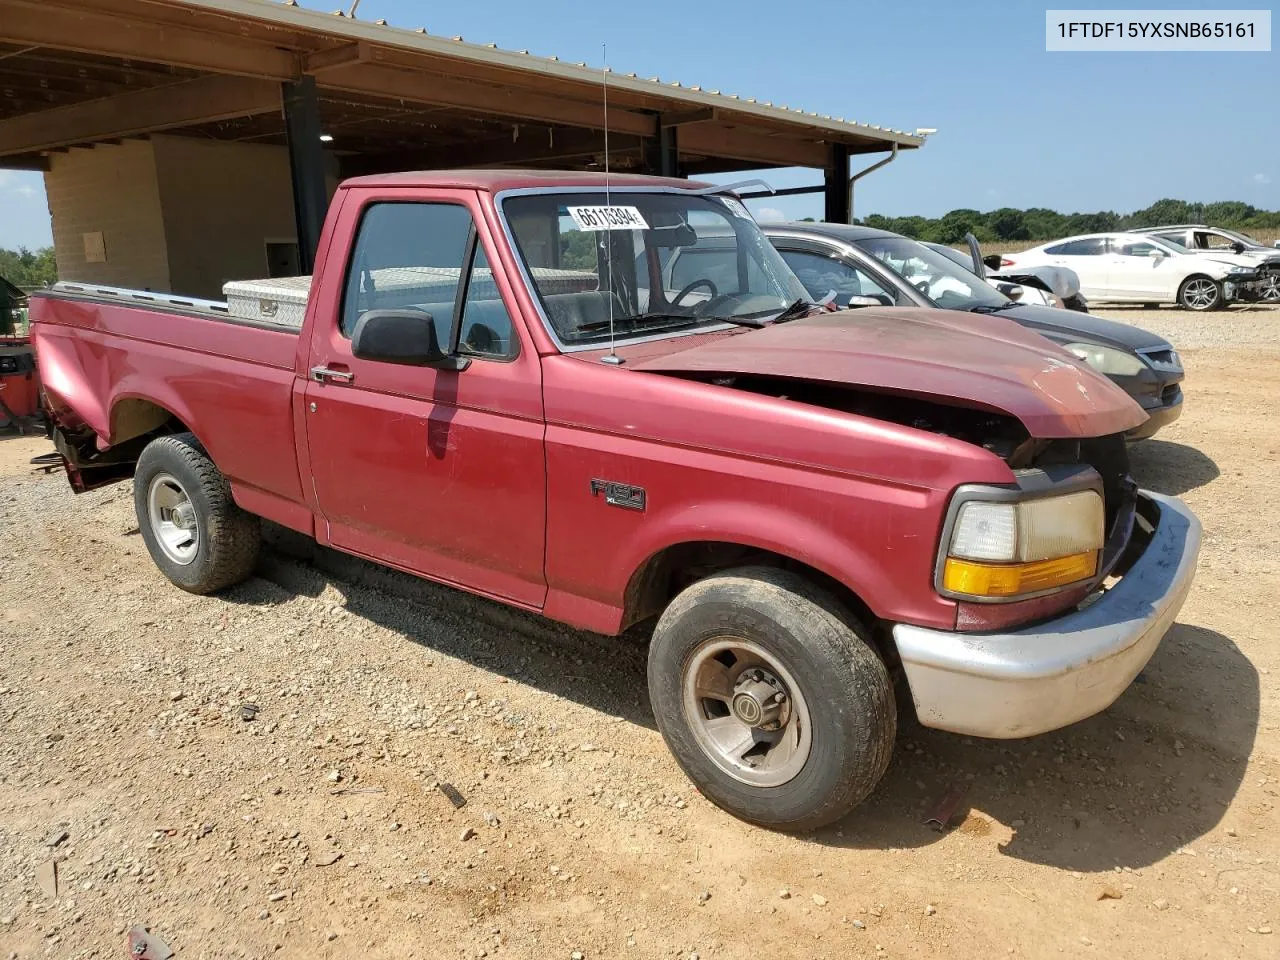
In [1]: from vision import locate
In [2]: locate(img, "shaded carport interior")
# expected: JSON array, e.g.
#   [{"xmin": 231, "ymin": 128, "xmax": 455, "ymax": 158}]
[{"xmin": 0, "ymin": 0, "xmax": 925, "ymax": 286}]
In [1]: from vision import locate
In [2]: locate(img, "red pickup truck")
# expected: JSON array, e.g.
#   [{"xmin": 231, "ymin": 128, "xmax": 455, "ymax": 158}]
[{"xmin": 31, "ymin": 171, "xmax": 1200, "ymax": 830}]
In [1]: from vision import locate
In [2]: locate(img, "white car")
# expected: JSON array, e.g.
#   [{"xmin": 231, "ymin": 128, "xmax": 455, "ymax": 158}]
[
  {"xmin": 1130, "ymin": 226, "xmax": 1280, "ymax": 302},
  {"xmin": 1002, "ymin": 232, "xmax": 1259, "ymax": 311}
]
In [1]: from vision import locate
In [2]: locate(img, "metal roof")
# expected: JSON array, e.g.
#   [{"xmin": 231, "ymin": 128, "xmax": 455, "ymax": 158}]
[
  {"xmin": 344, "ymin": 169, "xmax": 708, "ymax": 191},
  {"xmin": 183, "ymin": 0, "xmax": 926, "ymax": 149}
]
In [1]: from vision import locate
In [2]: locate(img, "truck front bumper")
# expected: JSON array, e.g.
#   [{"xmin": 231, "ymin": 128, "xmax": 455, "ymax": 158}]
[{"xmin": 892, "ymin": 491, "xmax": 1201, "ymax": 739}]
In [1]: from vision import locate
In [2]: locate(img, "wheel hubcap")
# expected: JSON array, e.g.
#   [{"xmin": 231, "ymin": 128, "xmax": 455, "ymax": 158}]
[
  {"xmin": 1261, "ymin": 274, "xmax": 1280, "ymax": 302},
  {"xmin": 147, "ymin": 473, "xmax": 199, "ymax": 565},
  {"xmin": 683, "ymin": 638, "xmax": 812, "ymax": 788},
  {"xmin": 1184, "ymin": 279, "xmax": 1217, "ymax": 309}
]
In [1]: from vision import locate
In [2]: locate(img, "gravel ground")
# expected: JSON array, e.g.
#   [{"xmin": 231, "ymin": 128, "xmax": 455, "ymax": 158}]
[
  {"xmin": 1, "ymin": 327, "xmax": 1278, "ymax": 960},
  {"xmin": 1083, "ymin": 301, "xmax": 1280, "ymax": 349}
]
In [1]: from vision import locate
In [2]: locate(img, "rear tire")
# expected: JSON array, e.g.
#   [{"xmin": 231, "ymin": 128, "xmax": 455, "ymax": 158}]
[
  {"xmin": 647, "ymin": 566, "xmax": 895, "ymax": 831},
  {"xmin": 1178, "ymin": 275, "xmax": 1222, "ymax": 311},
  {"xmin": 134, "ymin": 433, "xmax": 260, "ymax": 594}
]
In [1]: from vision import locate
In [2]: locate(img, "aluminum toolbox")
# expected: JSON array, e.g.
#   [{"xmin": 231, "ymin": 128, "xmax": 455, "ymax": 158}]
[{"xmin": 223, "ymin": 276, "xmax": 313, "ymax": 327}]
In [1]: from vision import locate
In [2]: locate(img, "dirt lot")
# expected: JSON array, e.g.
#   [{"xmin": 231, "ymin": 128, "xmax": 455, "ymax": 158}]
[{"xmin": 1, "ymin": 304, "xmax": 1278, "ymax": 960}]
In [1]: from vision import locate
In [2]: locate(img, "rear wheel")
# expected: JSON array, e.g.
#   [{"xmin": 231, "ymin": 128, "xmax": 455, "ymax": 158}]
[
  {"xmin": 647, "ymin": 566, "xmax": 895, "ymax": 831},
  {"xmin": 134, "ymin": 433, "xmax": 260, "ymax": 593},
  {"xmin": 1178, "ymin": 275, "xmax": 1222, "ymax": 311}
]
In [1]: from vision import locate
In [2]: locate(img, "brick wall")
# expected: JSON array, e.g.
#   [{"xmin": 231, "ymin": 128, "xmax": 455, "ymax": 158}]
[
  {"xmin": 152, "ymin": 136, "xmax": 299, "ymax": 300},
  {"xmin": 43, "ymin": 140, "xmax": 171, "ymax": 291}
]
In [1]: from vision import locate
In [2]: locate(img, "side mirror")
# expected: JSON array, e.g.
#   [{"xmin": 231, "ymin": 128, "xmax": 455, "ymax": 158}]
[
  {"xmin": 995, "ymin": 282, "xmax": 1024, "ymax": 301},
  {"xmin": 351, "ymin": 309, "xmax": 469, "ymax": 370},
  {"xmin": 845, "ymin": 295, "xmax": 886, "ymax": 308},
  {"xmin": 1232, "ymin": 242, "xmax": 1245, "ymax": 253}
]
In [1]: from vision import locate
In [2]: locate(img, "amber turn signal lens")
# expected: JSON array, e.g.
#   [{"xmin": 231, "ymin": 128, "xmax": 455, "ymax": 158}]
[{"xmin": 942, "ymin": 551, "xmax": 1098, "ymax": 598}]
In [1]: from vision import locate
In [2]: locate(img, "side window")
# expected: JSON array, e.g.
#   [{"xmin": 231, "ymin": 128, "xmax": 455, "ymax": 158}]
[
  {"xmin": 1201, "ymin": 232, "xmax": 1234, "ymax": 251},
  {"xmin": 1045, "ymin": 238, "xmax": 1106, "ymax": 256},
  {"xmin": 1113, "ymin": 240, "xmax": 1159, "ymax": 258},
  {"xmin": 457, "ymin": 245, "xmax": 516, "ymax": 358},
  {"xmin": 779, "ymin": 249, "xmax": 899, "ymax": 304},
  {"xmin": 341, "ymin": 202, "xmax": 473, "ymax": 341}
]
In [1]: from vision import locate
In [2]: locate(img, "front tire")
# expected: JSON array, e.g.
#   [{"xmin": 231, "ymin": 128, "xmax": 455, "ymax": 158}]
[
  {"xmin": 134, "ymin": 433, "xmax": 260, "ymax": 594},
  {"xmin": 1178, "ymin": 275, "xmax": 1222, "ymax": 311},
  {"xmin": 647, "ymin": 566, "xmax": 895, "ymax": 831},
  {"xmin": 1259, "ymin": 270, "xmax": 1280, "ymax": 304}
]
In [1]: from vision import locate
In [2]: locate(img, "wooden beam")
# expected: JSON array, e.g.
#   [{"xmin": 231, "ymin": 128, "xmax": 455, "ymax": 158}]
[
  {"xmin": 678, "ymin": 123, "xmax": 825, "ymax": 168},
  {"xmin": 317, "ymin": 62, "xmax": 655, "ymax": 138},
  {"xmin": 0, "ymin": 74, "xmax": 281, "ymax": 156},
  {"xmin": 304, "ymin": 42, "xmax": 372, "ymax": 75},
  {"xmin": 659, "ymin": 107, "xmax": 716, "ymax": 128},
  {"xmin": 342, "ymin": 128, "xmax": 642, "ymax": 177},
  {"xmin": 0, "ymin": 152, "xmax": 46, "ymax": 170},
  {"xmin": 0, "ymin": 0, "xmax": 298, "ymax": 81}
]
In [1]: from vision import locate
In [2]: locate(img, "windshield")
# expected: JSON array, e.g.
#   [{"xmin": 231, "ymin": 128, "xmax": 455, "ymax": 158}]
[
  {"xmin": 1218, "ymin": 228, "xmax": 1262, "ymax": 246},
  {"xmin": 852, "ymin": 236, "xmax": 1009, "ymax": 310},
  {"xmin": 502, "ymin": 191, "xmax": 808, "ymax": 347}
]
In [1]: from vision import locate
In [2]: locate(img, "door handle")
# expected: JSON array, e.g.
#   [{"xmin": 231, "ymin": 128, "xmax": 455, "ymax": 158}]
[{"xmin": 310, "ymin": 365, "xmax": 355, "ymax": 385}]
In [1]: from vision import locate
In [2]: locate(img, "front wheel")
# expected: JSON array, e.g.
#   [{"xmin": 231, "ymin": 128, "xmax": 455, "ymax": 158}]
[
  {"xmin": 134, "ymin": 433, "xmax": 261, "ymax": 594},
  {"xmin": 1178, "ymin": 275, "xmax": 1222, "ymax": 311},
  {"xmin": 647, "ymin": 566, "xmax": 895, "ymax": 831},
  {"xmin": 1258, "ymin": 270, "xmax": 1280, "ymax": 303}
]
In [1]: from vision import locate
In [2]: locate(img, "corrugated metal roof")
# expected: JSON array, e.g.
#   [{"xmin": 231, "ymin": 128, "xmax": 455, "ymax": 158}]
[{"xmin": 175, "ymin": 0, "xmax": 927, "ymax": 149}]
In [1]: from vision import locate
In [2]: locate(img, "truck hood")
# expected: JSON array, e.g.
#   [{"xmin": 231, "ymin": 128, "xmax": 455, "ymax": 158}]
[{"xmin": 630, "ymin": 308, "xmax": 1147, "ymax": 439}]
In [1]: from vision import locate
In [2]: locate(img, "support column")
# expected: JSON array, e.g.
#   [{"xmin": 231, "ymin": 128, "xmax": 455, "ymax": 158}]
[
  {"xmin": 643, "ymin": 121, "xmax": 680, "ymax": 177},
  {"xmin": 283, "ymin": 76, "xmax": 327, "ymax": 274},
  {"xmin": 823, "ymin": 143, "xmax": 850, "ymax": 224},
  {"xmin": 658, "ymin": 122, "xmax": 679, "ymax": 178}
]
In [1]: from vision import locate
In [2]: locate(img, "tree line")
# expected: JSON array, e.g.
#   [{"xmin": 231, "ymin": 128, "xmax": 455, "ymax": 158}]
[
  {"xmin": 0, "ymin": 246, "xmax": 57, "ymax": 289},
  {"xmin": 852, "ymin": 199, "xmax": 1280, "ymax": 244}
]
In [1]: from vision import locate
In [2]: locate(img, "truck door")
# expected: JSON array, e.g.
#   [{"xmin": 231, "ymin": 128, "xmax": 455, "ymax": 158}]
[{"xmin": 302, "ymin": 191, "xmax": 547, "ymax": 608}]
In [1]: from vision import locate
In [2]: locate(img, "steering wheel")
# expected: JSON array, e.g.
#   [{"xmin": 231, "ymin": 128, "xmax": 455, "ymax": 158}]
[{"xmin": 671, "ymin": 278, "xmax": 718, "ymax": 308}]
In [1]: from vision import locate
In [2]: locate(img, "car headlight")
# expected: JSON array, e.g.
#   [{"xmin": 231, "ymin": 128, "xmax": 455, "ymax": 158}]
[
  {"xmin": 1228, "ymin": 266, "xmax": 1252, "ymax": 275},
  {"xmin": 1063, "ymin": 342, "xmax": 1146, "ymax": 377},
  {"xmin": 941, "ymin": 490, "xmax": 1105, "ymax": 600}
]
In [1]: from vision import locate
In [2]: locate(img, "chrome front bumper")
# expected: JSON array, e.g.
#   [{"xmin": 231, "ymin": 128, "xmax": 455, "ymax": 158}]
[{"xmin": 892, "ymin": 491, "xmax": 1201, "ymax": 739}]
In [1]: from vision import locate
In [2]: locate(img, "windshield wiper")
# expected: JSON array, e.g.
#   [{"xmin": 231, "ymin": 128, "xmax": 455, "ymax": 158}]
[
  {"xmin": 576, "ymin": 312, "xmax": 703, "ymax": 333},
  {"xmin": 769, "ymin": 298, "xmax": 819, "ymax": 324},
  {"xmin": 969, "ymin": 302, "xmax": 1021, "ymax": 314}
]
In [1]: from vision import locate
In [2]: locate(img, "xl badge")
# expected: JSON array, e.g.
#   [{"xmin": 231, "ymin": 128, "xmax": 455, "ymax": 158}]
[{"xmin": 589, "ymin": 479, "xmax": 646, "ymax": 512}]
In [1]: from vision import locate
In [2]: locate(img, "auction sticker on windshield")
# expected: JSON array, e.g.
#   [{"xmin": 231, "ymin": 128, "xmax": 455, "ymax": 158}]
[{"xmin": 566, "ymin": 205, "xmax": 650, "ymax": 231}]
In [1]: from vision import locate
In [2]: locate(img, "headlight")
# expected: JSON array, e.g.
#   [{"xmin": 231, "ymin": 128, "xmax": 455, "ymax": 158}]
[
  {"xmin": 1228, "ymin": 266, "xmax": 1252, "ymax": 275},
  {"xmin": 941, "ymin": 490, "xmax": 1104, "ymax": 600},
  {"xmin": 1063, "ymin": 342, "xmax": 1146, "ymax": 377}
]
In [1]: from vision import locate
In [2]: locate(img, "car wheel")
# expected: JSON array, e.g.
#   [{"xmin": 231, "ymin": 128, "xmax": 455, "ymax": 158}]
[
  {"xmin": 1259, "ymin": 270, "xmax": 1280, "ymax": 303},
  {"xmin": 647, "ymin": 566, "xmax": 895, "ymax": 831},
  {"xmin": 1178, "ymin": 275, "xmax": 1222, "ymax": 311},
  {"xmin": 134, "ymin": 432, "xmax": 261, "ymax": 594}
]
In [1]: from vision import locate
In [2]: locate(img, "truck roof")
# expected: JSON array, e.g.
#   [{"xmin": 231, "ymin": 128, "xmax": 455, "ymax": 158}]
[{"xmin": 340, "ymin": 169, "xmax": 710, "ymax": 193}]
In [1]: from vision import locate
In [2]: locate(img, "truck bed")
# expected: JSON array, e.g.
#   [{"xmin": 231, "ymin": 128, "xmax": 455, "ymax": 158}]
[{"xmin": 30, "ymin": 283, "xmax": 306, "ymax": 518}]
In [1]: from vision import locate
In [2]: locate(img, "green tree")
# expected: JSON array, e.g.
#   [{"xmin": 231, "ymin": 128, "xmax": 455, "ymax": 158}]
[
  {"xmin": 986, "ymin": 208, "xmax": 1031, "ymax": 241},
  {"xmin": 0, "ymin": 246, "xmax": 58, "ymax": 288}
]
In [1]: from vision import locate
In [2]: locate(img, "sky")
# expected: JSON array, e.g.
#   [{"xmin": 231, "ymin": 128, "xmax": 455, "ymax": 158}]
[{"xmin": 1, "ymin": 0, "xmax": 1275, "ymax": 249}]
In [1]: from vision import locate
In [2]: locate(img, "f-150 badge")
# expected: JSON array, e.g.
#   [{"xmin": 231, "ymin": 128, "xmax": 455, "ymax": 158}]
[{"xmin": 589, "ymin": 479, "xmax": 646, "ymax": 512}]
